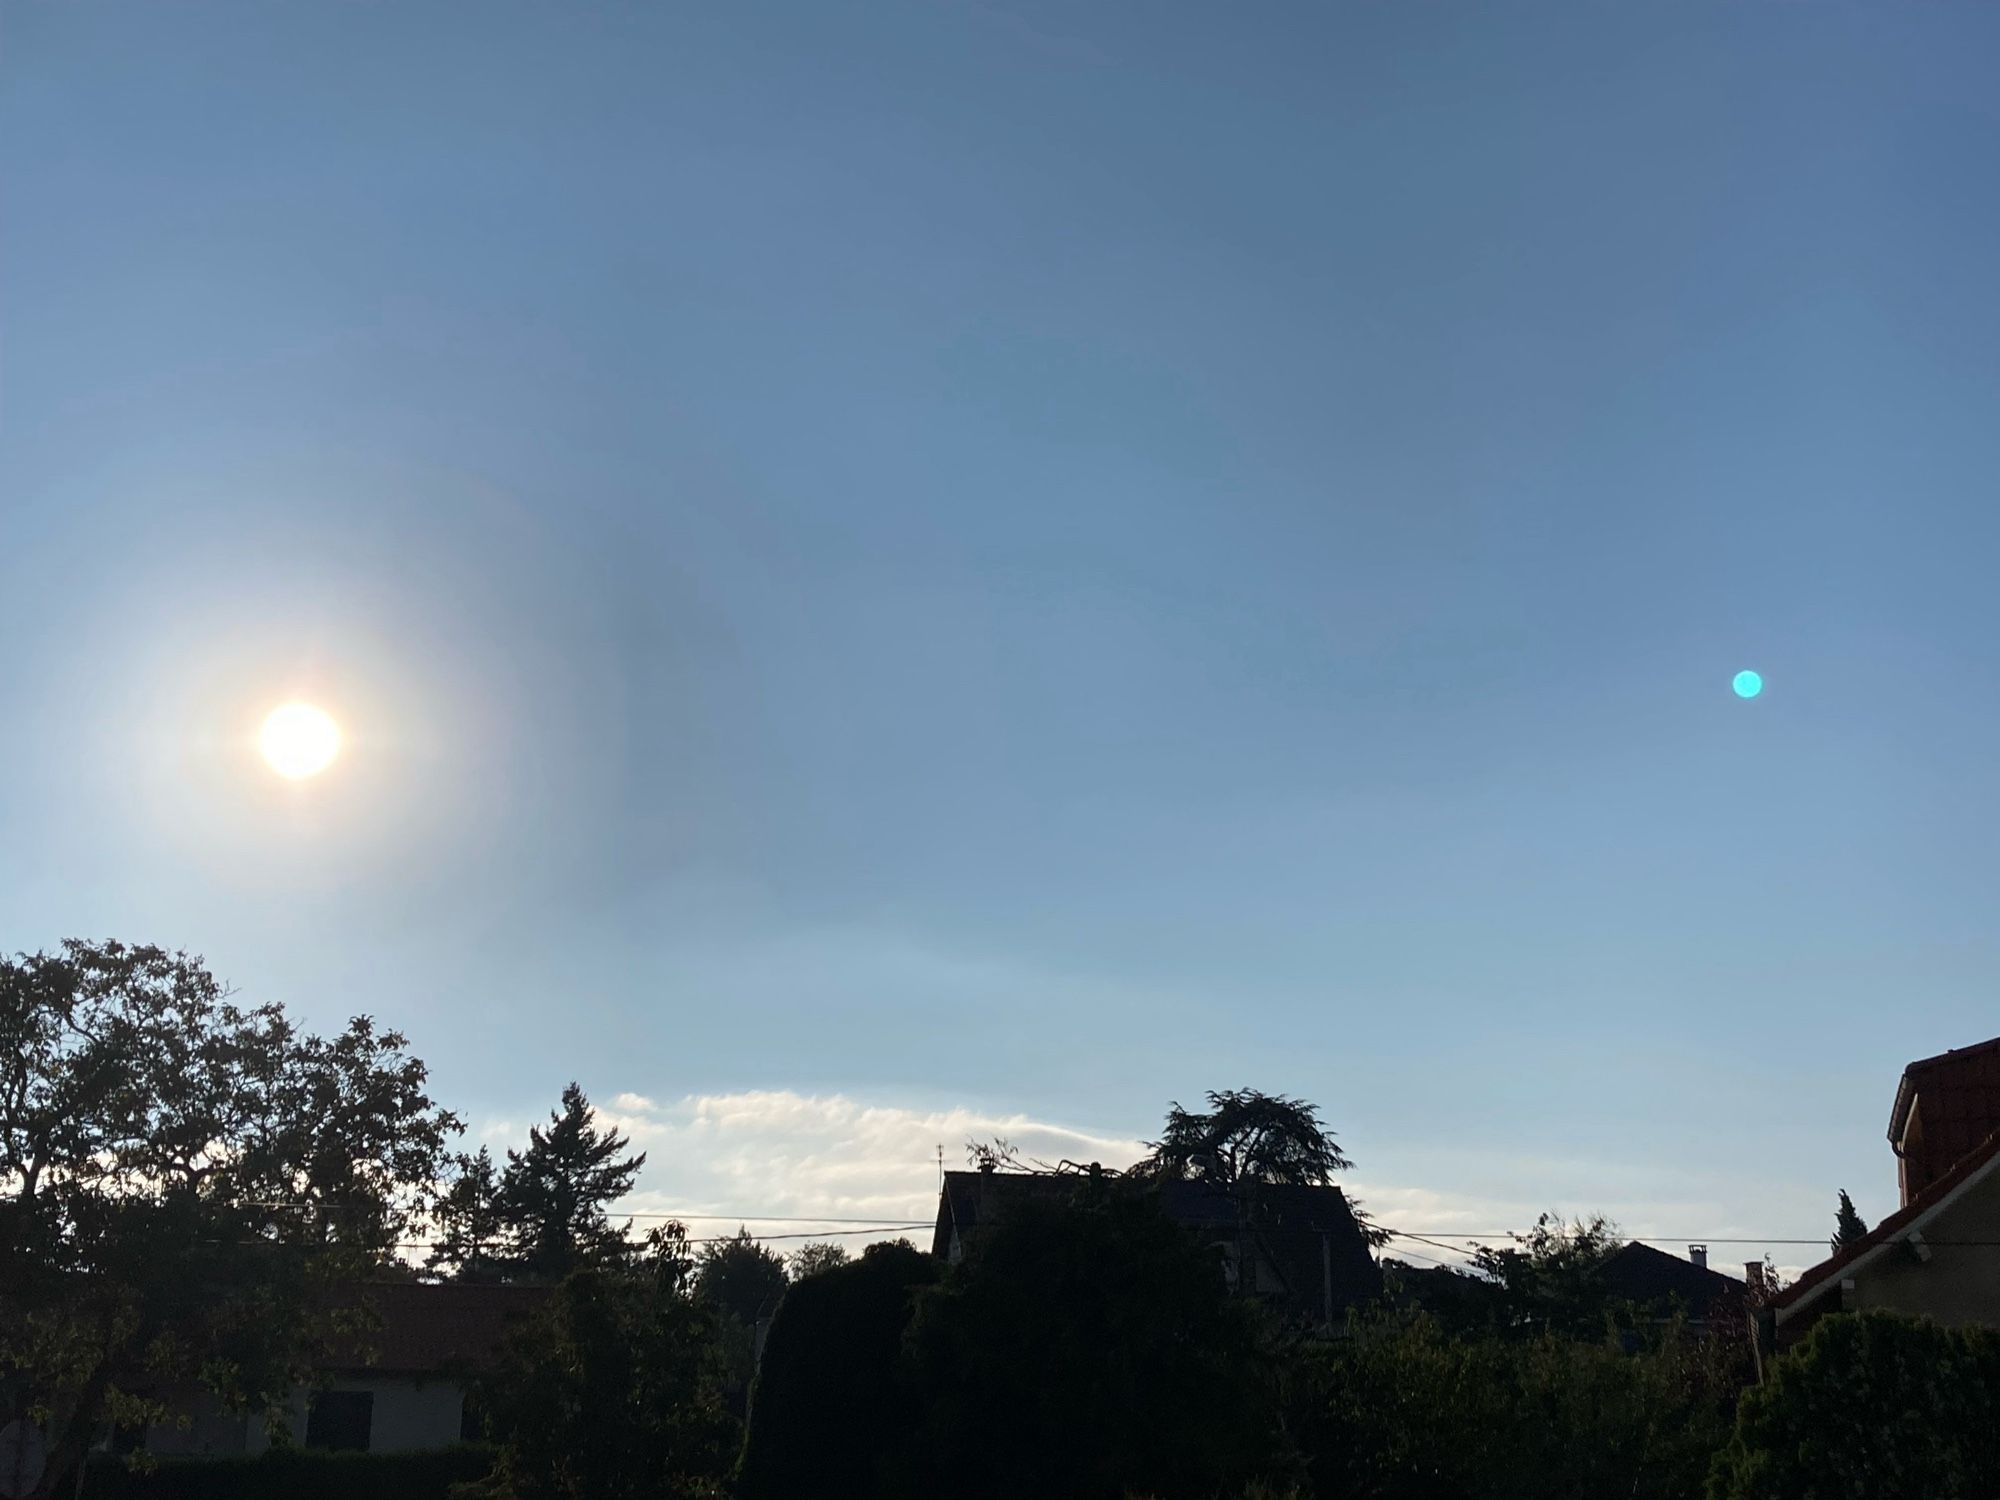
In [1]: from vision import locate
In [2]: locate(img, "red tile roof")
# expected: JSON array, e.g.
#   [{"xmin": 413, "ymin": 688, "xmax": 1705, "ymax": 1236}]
[
  {"xmin": 1775, "ymin": 1131, "xmax": 2000, "ymax": 1316},
  {"xmin": 1886, "ymin": 1035, "xmax": 2000, "ymax": 1206},
  {"xmin": 325, "ymin": 1283, "xmax": 550, "ymax": 1374},
  {"xmin": 1887, "ymin": 1034, "xmax": 2000, "ymax": 1141}
]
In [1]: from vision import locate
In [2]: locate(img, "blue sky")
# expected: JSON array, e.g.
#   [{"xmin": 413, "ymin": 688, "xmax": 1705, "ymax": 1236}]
[{"xmin": 8, "ymin": 0, "xmax": 2000, "ymax": 1265}]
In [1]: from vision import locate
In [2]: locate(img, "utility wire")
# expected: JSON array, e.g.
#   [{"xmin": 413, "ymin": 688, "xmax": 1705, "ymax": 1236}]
[
  {"xmin": 192, "ymin": 1223, "xmax": 935, "ymax": 1252},
  {"xmin": 1382, "ymin": 1230, "xmax": 1840, "ymax": 1246}
]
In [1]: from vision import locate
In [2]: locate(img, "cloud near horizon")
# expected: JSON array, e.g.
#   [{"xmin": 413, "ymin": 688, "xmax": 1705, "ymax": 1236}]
[
  {"xmin": 478, "ymin": 1089, "xmax": 1149, "ymax": 1248},
  {"xmin": 473, "ymin": 1088, "xmax": 1810, "ymax": 1279}
]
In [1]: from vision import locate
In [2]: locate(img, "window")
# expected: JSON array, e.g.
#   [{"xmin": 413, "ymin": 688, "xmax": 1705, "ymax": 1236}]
[{"xmin": 305, "ymin": 1390, "xmax": 373, "ymax": 1452}]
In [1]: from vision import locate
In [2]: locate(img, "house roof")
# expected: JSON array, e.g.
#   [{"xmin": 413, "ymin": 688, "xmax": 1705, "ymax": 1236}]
[
  {"xmin": 1888, "ymin": 1034, "xmax": 2000, "ymax": 1144},
  {"xmin": 935, "ymin": 1170, "xmax": 1085, "ymax": 1254},
  {"xmin": 933, "ymin": 1170, "xmax": 1372, "ymax": 1257},
  {"xmin": 325, "ymin": 1282, "xmax": 550, "ymax": 1374},
  {"xmin": 1775, "ymin": 1130, "xmax": 2000, "ymax": 1322},
  {"xmin": 1598, "ymin": 1241, "xmax": 1743, "ymax": 1317},
  {"xmin": 932, "ymin": 1169, "xmax": 1381, "ymax": 1321}
]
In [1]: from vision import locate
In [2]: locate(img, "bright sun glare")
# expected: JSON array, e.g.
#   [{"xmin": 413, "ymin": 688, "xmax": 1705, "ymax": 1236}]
[{"xmin": 259, "ymin": 703, "xmax": 342, "ymax": 779}]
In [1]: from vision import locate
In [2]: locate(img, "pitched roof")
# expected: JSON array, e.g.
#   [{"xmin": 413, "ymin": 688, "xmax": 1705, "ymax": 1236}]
[
  {"xmin": 934, "ymin": 1170, "xmax": 1086, "ymax": 1254},
  {"xmin": 933, "ymin": 1171, "xmax": 1372, "ymax": 1256},
  {"xmin": 1775, "ymin": 1130, "xmax": 2000, "ymax": 1321},
  {"xmin": 1598, "ymin": 1241, "xmax": 1743, "ymax": 1316},
  {"xmin": 325, "ymin": 1282, "xmax": 550, "ymax": 1374}
]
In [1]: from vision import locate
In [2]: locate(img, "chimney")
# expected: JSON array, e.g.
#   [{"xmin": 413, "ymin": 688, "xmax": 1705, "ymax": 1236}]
[
  {"xmin": 1688, "ymin": 1244, "xmax": 1708, "ymax": 1270},
  {"xmin": 1746, "ymin": 1262, "xmax": 1766, "ymax": 1290}
]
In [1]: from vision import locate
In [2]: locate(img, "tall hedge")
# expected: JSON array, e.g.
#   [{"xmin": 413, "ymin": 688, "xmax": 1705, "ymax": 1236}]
[
  {"xmin": 1287, "ymin": 1311, "xmax": 1742, "ymax": 1500},
  {"xmin": 1709, "ymin": 1311, "xmax": 2000, "ymax": 1499},
  {"xmin": 83, "ymin": 1445, "xmax": 496, "ymax": 1500},
  {"xmin": 736, "ymin": 1240, "xmax": 938, "ymax": 1500}
]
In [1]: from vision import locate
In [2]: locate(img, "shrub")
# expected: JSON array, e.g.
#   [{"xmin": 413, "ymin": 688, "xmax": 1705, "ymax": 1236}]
[
  {"xmin": 82, "ymin": 1445, "xmax": 496, "ymax": 1500},
  {"xmin": 1289, "ymin": 1311, "xmax": 1740, "ymax": 1500},
  {"xmin": 461, "ymin": 1261, "xmax": 737, "ymax": 1500},
  {"xmin": 1708, "ymin": 1311, "xmax": 2000, "ymax": 1499},
  {"xmin": 896, "ymin": 1184, "xmax": 1287, "ymax": 1500},
  {"xmin": 737, "ymin": 1239, "xmax": 938, "ymax": 1500}
]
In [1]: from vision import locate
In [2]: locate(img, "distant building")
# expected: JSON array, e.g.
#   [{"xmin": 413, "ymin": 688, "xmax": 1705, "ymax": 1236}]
[
  {"xmin": 932, "ymin": 1168, "xmax": 1381, "ymax": 1329},
  {"xmin": 144, "ymin": 1283, "xmax": 546, "ymax": 1457},
  {"xmin": 1598, "ymin": 1241, "xmax": 1746, "ymax": 1331},
  {"xmin": 1386, "ymin": 1240, "xmax": 1744, "ymax": 1337},
  {"xmin": 1772, "ymin": 1034, "xmax": 2000, "ymax": 1351}
]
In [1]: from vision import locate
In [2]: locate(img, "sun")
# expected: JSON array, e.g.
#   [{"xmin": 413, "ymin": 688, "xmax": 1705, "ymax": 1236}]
[{"xmin": 259, "ymin": 703, "xmax": 342, "ymax": 779}]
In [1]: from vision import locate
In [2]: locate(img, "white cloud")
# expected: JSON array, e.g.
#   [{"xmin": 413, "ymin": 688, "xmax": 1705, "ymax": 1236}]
[
  {"xmin": 462, "ymin": 1088, "xmax": 1819, "ymax": 1277},
  {"xmin": 579, "ymin": 1090, "xmax": 1144, "ymax": 1248}
]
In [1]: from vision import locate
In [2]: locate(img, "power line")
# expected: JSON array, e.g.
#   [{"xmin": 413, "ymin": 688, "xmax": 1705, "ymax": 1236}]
[
  {"xmin": 224, "ymin": 1201, "xmax": 932, "ymax": 1224},
  {"xmin": 65, "ymin": 1197, "xmax": 1878, "ymax": 1249},
  {"xmin": 192, "ymin": 1223, "xmax": 935, "ymax": 1252},
  {"xmin": 1383, "ymin": 1245, "xmax": 1459, "ymax": 1269},
  {"xmin": 1380, "ymin": 1229, "xmax": 1835, "ymax": 1246},
  {"xmin": 623, "ymin": 1211, "xmax": 930, "ymax": 1224}
]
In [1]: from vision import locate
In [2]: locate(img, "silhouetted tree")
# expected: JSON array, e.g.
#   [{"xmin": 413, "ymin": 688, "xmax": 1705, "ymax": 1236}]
[
  {"xmin": 786, "ymin": 1240, "xmax": 851, "ymax": 1280},
  {"xmin": 498, "ymin": 1083, "xmax": 645, "ymax": 1281},
  {"xmin": 1832, "ymin": 1188, "xmax": 1869, "ymax": 1252},
  {"xmin": 739, "ymin": 1241, "xmax": 938, "ymax": 1500},
  {"xmin": 1470, "ymin": 1213, "xmax": 1625, "ymax": 1341},
  {"xmin": 899, "ymin": 1182, "xmax": 1283, "ymax": 1499},
  {"xmin": 1134, "ymin": 1088, "xmax": 1352, "ymax": 1186},
  {"xmin": 429, "ymin": 1146, "xmax": 510, "ymax": 1282},
  {"xmin": 1, "ymin": 941, "xmax": 458, "ymax": 1500},
  {"xmin": 463, "ymin": 1226, "xmax": 737, "ymax": 1500},
  {"xmin": 694, "ymin": 1227, "xmax": 789, "ymax": 1326},
  {"xmin": 1130, "ymin": 1087, "xmax": 1385, "ymax": 1246}
]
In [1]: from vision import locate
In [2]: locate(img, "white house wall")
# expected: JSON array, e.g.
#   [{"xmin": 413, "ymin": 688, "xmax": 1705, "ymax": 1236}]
[{"xmin": 148, "ymin": 1377, "xmax": 466, "ymax": 1457}]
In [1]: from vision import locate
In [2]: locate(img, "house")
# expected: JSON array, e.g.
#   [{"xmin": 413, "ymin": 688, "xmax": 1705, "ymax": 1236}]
[
  {"xmin": 1596, "ymin": 1242, "xmax": 1745, "ymax": 1331},
  {"xmin": 144, "ymin": 1282, "xmax": 547, "ymax": 1457},
  {"xmin": 1772, "ymin": 1035, "xmax": 2000, "ymax": 1351},
  {"xmin": 1889, "ymin": 1035, "xmax": 2000, "ymax": 1206},
  {"xmin": 932, "ymin": 1167, "xmax": 1382, "ymax": 1328},
  {"xmin": 1385, "ymin": 1240, "xmax": 1744, "ymax": 1336}
]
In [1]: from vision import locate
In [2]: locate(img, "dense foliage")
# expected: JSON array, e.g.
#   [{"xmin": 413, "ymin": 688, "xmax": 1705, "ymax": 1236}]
[
  {"xmin": 899, "ymin": 1182, "xmax": 1285, "ymax": 1500},
  {"xmin": 737, "ymin": 1240, "xmax": 938, "ymax": 1500},
  {"xmin": 694, "ymin": 1228, "xmax": 789, "ymax": 1327},
  {"xmin": 1, "ymin": 941, "xmax": 458, "ymax": 1500},
  {"xmin": 1709, "ymin": 1311, "xmax": 2000, "ymax": 1499},
  {"xmin": 426, "ymin": 1084, "xmax": 648, "ymax": 1284},
  {"xmin": 1465, "ymin": 1213, "xmax": 1628, "ymax": 1339},
  {"xmin": 460, "ymin": 1236, "xmax": 738, "ymax": 1500},
  {"xmin": 1135, "ymin": 1088, "xmax": 1353, "ymax": 1186},
  {"xmin": 1288, "ymin": 1312, "xmax": 1741, "ymax": 1500},
  {"xmin": 784, "ymin": 1238, "xmax": 851, "ymax": 1280},
  {"xmin": 427, "ymin": 1146, "xmax": 507, "ymax": 1282},
  {"xmin": 13, "ymin": 982, "xmax": 1972, "ymax": 1500},
  {"xmin": 82, "ymin": 1446, "xmax": 495, "ymax": 1500}
]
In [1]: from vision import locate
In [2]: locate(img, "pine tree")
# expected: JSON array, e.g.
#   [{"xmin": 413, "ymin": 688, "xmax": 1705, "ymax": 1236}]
[
  {"xmin": 1832, "ymin": 1188, "xmax": 1869, "ymax": 1252},
  {"xmin": 499, "ymin": 1083, "xmax": 647, "ymax": 1280},
  {"xmin": 429, "ymin": 1146, "xmax": 510, "ymax": 1282}
]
